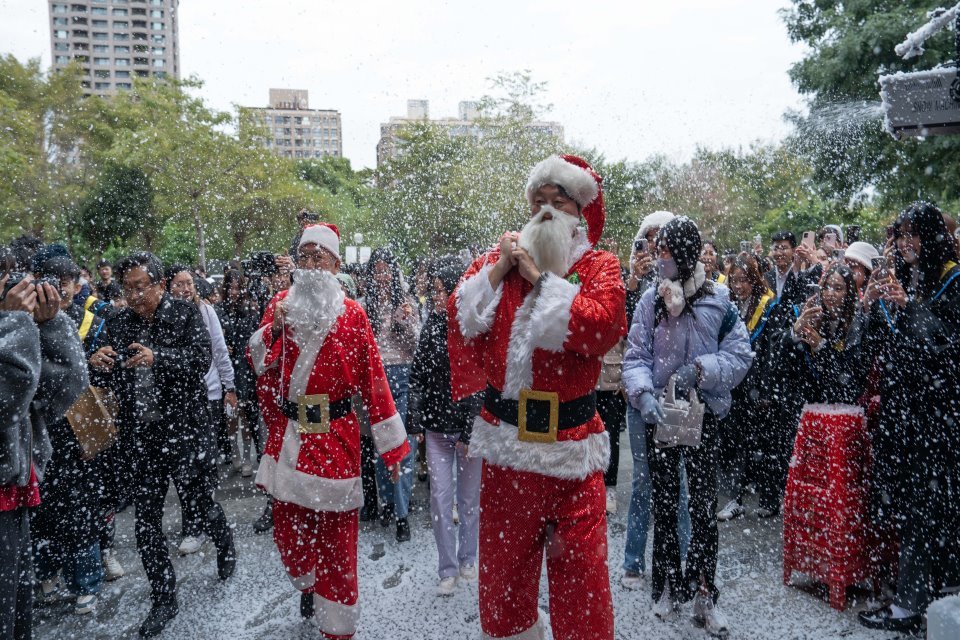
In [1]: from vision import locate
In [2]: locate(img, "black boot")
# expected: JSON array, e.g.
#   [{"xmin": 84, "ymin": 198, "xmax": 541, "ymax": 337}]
[
  {"xmin": 253, "ymin": 500, "xmax": 273, "ymax": 534},
  {"xmin": 300, "ymin": 591, "xmax": 315, "ymax": 619},
  {"xmin": 139, "ymin": 600, "xmax": 178, "ymax": 638},
  {"xmin": 207, "ymin": 503, "xmax": 236, "ymax": 581},
  {"xmin": 396, "ymin": 517, "xmax": 411, "ymax": 542},
  {"xmin": 217, "ymin": 534, "xmax": 236, "ymax": 581},
  {"xmin": 379, "ymin": 504, "xmax": 394, "ymax": 528}
]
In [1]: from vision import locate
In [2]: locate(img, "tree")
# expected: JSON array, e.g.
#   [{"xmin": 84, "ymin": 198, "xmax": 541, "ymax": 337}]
[{"xmin": 76, "ymin": 163, "xmax": 155, "ymax": 256}]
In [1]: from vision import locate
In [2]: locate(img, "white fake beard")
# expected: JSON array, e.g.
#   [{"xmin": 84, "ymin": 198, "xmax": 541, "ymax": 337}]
[
  {"xmin": 285, "ymin": 269, "xmax": 346, "ymax": 348},
  {"xmin": 517, "ymin": 205, "xmax": 580, "ymax": 276}
]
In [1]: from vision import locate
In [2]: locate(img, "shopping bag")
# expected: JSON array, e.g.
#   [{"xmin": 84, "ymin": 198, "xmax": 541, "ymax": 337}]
[
  {"xmin": 65, "ymin": 386, "xmax": 119, "ymax": 460},
  {"xmin": 654, "ymin": 375, "xmax": 705, "ymax": 448}
]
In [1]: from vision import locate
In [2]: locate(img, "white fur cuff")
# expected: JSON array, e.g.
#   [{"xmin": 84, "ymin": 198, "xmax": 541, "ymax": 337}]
[
  {"xmin": 314, "ymin": 593, "xmax": 360, "ymax": 638},
  {"xmin": 456, "ymin": 264, "xmax": 502, "ymax": 339},
  {"xmin": 530, "ymin": 274, "xmax": 578, "ymax": 352},
  {"xmin": 470, "ymin": 416, "xmax": 610, "ymax": 480},
  {"xmin": 370, "ymin": 413, "xmax": 406, "ymax": 456},
  {"xmin": 248, "ymin": 325, "xmax": 273, "ymax": 376},
  {"xmin": 481, "ymin": 615, "xmax": 546, "ymax": 640}
]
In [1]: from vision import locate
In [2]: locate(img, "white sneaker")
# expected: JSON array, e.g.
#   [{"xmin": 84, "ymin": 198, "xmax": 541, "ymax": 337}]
[
  {"xmin": 606, "ymin": 488, "xmax": 618, "ymax": 514},
  {"xmin": 437, "ymin": 576, "xmax": 458, "ymax": 596},
  {"xmin": 75, "ymin": 594, "xmax": 97, "ymax": 615},
  {"xmin": 459, "ymin": 565, "xmax": 478, "ymax": 581},
  {"xmin": 37, "ymin": 578, "xmax": 64, "ymax": 606},
  {"xmin": 452, "ymin": 504, "xmax": 460, "ymax": 525},
  {"xmin": 102, "ymin": 549, "xmax": 125, "ymax": 580},
  {"xmin": 231, "ymin": 455, "xmax": 242, "ymax": 472},
  {"xmin": 653, "ymin": 586, "xmax": 678, "ymax": 621},
  {"xmin": 241, "ymin": 462, "xmax": 253, "ymax": 478},
  {"xmin": 178, "ymin": 534, "xmax": 204, "ymax": 555},
  {"xmin": 693, "ymin": 590, "xmax": 729, "ymax": 638},
  {"xmin": 620, "ymin": 571, "xmax": 644, "ymax": 590},
  {"xmin": 717, "ymin": 499, "xmax": 745, "ymax": 522}
]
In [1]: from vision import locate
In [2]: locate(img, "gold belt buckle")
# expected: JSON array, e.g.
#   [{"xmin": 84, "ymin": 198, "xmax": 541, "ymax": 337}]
[
  {"xmin": 517, "ymin": 389, "xmax": 559, "ymax": 444},
  {"xmin": 297, "ymin": 393, "xmax": 331, "ymax": 435}
]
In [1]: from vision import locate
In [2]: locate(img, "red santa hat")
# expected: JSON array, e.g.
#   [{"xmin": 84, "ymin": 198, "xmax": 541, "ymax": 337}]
[
  {"xmin": 525, "ymin": 154, "xmax": 605, "ymax": 246},
  {"xmin": 298, "ymin": 223, "xmax": 340, "ymax": 259}
]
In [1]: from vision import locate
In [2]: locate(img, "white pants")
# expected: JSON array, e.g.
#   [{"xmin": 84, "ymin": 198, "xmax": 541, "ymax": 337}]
[{"xmin": 425, "ymin": 431, "xmax": 481, "ymax": 579}]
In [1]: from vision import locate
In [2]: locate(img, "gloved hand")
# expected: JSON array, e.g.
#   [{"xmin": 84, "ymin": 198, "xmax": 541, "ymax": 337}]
[
  {"xmin": 636, "ymin": 391, "xmax": 665, "ymax": 425},
  {"xmin": 674, "ymin": 364, "xmax": 698, "ymax": 398}
]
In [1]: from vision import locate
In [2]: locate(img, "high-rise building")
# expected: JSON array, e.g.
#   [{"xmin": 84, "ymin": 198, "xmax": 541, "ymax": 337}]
[
  {"xmin": 376, "ymin": 99, "xmax": 565, "ymax": 166},
  {"xmin": 48, "ymin": 0, "xmax": 180, "ymax": 96},
  {"xmin": 245, "ymin": 89, "xmax": 343, "ymax": 160}
]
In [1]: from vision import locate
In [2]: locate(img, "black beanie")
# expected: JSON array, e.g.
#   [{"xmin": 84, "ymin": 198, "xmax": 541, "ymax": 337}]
[
  {"xmin": 430, "ymin": 256, "xmax": 465, "ymax": 295},
  {"xmin": 657, "ymin": 216, "xmax": 702, "ymax": 282}
]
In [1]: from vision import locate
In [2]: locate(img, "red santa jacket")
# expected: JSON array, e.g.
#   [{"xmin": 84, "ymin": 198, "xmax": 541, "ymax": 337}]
[
  {"xmin": 448, "ymin": 239, "xmax": 626, "ymax": 480},
  {"xmin": 249, "ymin": 290, "xmax": 409, "ymax": 512}
]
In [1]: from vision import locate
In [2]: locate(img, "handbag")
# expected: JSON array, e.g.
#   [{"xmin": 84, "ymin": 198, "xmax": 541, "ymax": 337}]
[
  {"xmin": 65, "ymin": 386, "xmax": 119, "ymax": 460},
  {"xmin": 654, "ymin": 374, "xmax": 705, "ymax": 449}
]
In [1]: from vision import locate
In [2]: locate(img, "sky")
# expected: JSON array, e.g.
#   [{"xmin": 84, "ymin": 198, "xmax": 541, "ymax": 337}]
[{"xmin": 1, "ymin": 0, "xmax": 809, "ymax": 170}]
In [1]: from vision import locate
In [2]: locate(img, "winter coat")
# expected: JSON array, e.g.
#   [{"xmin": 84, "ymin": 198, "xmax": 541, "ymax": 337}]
[
  {"xmin": 407, "ymin": 311, "xmax": 479, "ymax": 444},
  {"xmin": 91, "ymin": 294, "xmax": 213, "ymax": 478},
  {"xmin": 765, "ymin": 267, "xmax": 815, "ymax": 319},
  {"xmin": 216, "ymin": 299, "xmax": 261, "ymax": 403},
  {"xmin": 0, "ymin": 312, "xmax": 41, "ymax": 489},
  {"xmin": 623, "ymin": 283, "xmax": 754, "ymax": 420},
  {"xmin": 725, "ymin": 293, "xmax": 784, "ymax": 420},
  {"xmin": 863, "ymin": 263, "xmax": 960, "ymax": 528}
]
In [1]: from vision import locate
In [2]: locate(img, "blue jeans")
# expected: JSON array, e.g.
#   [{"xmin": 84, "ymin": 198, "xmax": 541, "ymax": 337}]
[
  {"xmin": 623, "ymin": 407, "xmax": 691, "ymax": 573},
  {"xmin": 34, "ymin": 541, "xmax": 103, "ymax": 597},
  {"xmin": 375, "ymin": 364, "xmax": 417, "ymax": 519}
]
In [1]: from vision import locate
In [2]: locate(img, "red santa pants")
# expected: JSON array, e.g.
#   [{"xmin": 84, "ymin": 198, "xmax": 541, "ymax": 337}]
[
  {"xmin": 478, "ymin": 463, "xmax": 613, "ymax": 640},
  {"xmin": 273, "ymin": 500, "xmax": 359, "ymax": 640}
]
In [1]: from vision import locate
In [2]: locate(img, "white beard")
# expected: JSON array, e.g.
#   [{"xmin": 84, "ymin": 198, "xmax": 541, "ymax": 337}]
[
  {"xmin": 285, "ymin": 269, "xmax": 346, "ymax": 349},
  {"xmin": 518, "ymin": 205, "xmax": 580, "ymax": 276}
]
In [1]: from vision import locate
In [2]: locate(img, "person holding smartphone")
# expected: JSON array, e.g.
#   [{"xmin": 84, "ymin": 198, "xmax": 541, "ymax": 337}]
[{"xmin": 627, "ymin": 211, "xmax": 675, "ymax": 303}]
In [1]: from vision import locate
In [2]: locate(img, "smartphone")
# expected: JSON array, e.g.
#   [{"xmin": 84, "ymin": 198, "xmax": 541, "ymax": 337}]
[
  {"xmin": 886, "ymin": 225, "xmax": 895, "ymax": 240},
  {"xmin": 739, "ymin": 241, "xmax": 751, "ymax": 253},
  {"xmin": 634, "ymin": 238, "xmax": 648, "ymax": 253},
  {"xmin": 846, "ymin": 225, "xmax": 861, "ymax": 244},
  {"xmin": 823, "ymin": 232, "xmax": 838, "ymax": 250},
  {"xmin": 753, "ymin": 233, "xmax": 762, "ymax": 246},
  {"xmin": 802, "ymin": 231, "xmax": 816, "ymax": 250},
  {"xmin": 832, "ymin": 248, "xmax": 846, "ymax": 262},
  {"xmin": 807, "ymin": 283, "xmax": 822, "ymax": 306}
]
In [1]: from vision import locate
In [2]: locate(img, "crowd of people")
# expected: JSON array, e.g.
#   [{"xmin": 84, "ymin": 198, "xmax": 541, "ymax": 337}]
[{"xmin": 1, "ymin": 154, "xmax": 959, "ymax": 639}]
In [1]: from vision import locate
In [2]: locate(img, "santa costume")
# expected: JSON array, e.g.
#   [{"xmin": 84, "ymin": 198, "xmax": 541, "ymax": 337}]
[
  {"xmin": 249, "ymin": 223, "xmax": 410, "ymax": 640},
  {"xmin": 449, "ymin": 155, "xmax": 626, "ymax": 639}
]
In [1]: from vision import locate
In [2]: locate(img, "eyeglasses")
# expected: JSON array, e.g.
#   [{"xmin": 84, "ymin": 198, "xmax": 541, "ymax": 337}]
[{"xmin": 122, "ymin": 282, "xmax": 157, "ymax": 298}]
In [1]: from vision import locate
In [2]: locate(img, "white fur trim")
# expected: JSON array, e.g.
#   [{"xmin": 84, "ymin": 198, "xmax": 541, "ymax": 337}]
[
  {"xmin": 482, "ymin": 615, "xmax": 546, "ymax": 640},
  {"xmin": 470, "ymin": 415, "xmax": 610, "ymax": 480},
  {"xmin": 568, "ymin": 229, "xmax": 591, "ymax": 267},
  {"xmin": 370, "ymin": 412, "xmax": 406, "ymax": 456},
  {"xmin": 455, "ymin": 263, "xmax": 503, "ymax": 339},
  {"xmin": 288, "ymin": 571, "xmax": 316, "ymax": 590},
  {"xmin": 314, "ymin": 593, "xmax": 360, "ymax": 638},
  {"xmin": 248, "ymin": 325, "xmax": 273, "ymax": 376},
  {"xmin": 525, "ymin": 156, "xmax": 599, "ymax": 207},
  {"xmin": 683, "ymin": 262, "xmax": 707, "ymax": 299},
  {"xmin": 636, "ymin": 210, "xmax": 675, "ymax": 243},
  {"xmin": 529, "ymin": 274, "xmax": 579, "ymax": 352},
  {"xmin": 502, "ymin": 290, "xmax": 539, "ymax": 400},
  {"xmin": 298, "ymin": 224, "xmax": 340, "ymax": 258},
  {"xmin": 255, "ymin": 420, "xmax": 364, "ymax": 512}
]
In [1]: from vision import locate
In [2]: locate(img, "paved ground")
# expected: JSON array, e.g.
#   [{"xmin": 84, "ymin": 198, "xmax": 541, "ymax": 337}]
[{"xmin": 33, "ymin": 443, "xmax": 907, "ymax": 640}]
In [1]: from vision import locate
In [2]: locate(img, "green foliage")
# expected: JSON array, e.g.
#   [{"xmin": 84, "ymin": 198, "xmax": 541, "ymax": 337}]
[{"xmin": 77, "ymin": 163, "xmax": 154, "ymax": 255}]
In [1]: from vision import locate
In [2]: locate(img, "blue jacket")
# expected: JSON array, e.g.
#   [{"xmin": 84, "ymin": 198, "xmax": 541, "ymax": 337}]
[{"xmin": 622, "ymin": 283, "xmax": 753, "ymax": 420}]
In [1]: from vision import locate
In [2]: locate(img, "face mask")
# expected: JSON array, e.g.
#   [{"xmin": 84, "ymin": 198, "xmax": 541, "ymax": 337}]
[{"xmin": 658, "ymin": 258, "xmax": 679, "ymax": 281}]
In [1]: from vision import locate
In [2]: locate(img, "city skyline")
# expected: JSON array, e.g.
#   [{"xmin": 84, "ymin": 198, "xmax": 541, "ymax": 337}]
[{"xmin": 4, "ymin": 0, "xmax": 807, "ymax": 169}]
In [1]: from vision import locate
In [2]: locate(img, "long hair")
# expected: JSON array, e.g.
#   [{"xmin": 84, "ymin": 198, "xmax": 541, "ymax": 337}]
[
  {"xmin": 726, "ymin": 252, "xmax": 768, "ymax": 318},
  {"xmin": 893, "ymin": 202, "xmax": 959, "ymax": 299},
  {"xmin": 819, "ymin": 263, "xmax": 858, "ymax": 341},
  {"xmin": 221, "ymin": 269, "xmax": 259, "ymax": 316},
  {"xmin": 364, "ymin": 247, "xmax": 406, "ymax": 337}
]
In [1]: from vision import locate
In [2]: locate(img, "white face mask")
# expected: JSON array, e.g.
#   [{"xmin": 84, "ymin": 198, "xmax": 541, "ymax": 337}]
[
  {"xmin": 658, "ymin": 258, "xmax": 680, "ymax": 281},
  {"xmin": 517, "ymin": 204, "xmax": 580, "ymax": 276}
]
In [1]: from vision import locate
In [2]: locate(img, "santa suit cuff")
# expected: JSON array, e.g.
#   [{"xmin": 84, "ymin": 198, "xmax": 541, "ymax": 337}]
[
  {"xmin": 456, "ymin": 263, "xmax": 503, "ymax": 338},
  {"xmin": 370, "ymin": 413, "xmax": 409, "ymax": 467},
  {"xmin": 248, "ymin": 325, "xmax": 279, "ymax": 376},
  {"xmin": 529, "ymin": 273, "xmax": 579, "ymax": 352}
]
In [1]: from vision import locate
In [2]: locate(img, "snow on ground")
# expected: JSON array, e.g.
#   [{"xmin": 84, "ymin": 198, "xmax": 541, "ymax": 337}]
[{"xmin": 34, "ymin": 454, "xmax": 899, "ymax": 640}]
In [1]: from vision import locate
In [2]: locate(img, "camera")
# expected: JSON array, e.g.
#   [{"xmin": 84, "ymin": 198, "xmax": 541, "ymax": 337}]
[
  {"xmin": 633, "ymin": 239, "xmax": 648, "ymax": 253},
  {"xmin": 1, "ymin": 273, "xmax": 59, "ymax": 299},
  {"xmin": 740, "ymin": 241, "xmax": 751, "ymax": 253},
  {"xmin": 242, "ymin": 251, "xmax": 278, "ymax": 278}
]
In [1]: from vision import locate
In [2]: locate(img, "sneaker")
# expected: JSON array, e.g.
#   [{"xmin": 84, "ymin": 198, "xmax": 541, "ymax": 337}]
[
  {"xmin": 396, "ymin": 517, "xmax": 411, "ymax": 542},
  {"xmin": 693, "ymin": 590, "xmax": 729, "ymax": 638},
  {"xmin": 653, "ymin": 586, "xmax": 678, "ymax": 621},
  {"xmin": 717, "ymin": 499, "xmax": 745, "ymax": 522},
  {"xmin": 253, "ymin": 502, "xmax": 274, "ymax": 534},
  {"xmin": 231, "ymin": 455, "xmax": 242, "ymax": 473},
  {"xmin": 178, "ymin": 535, "xmax": 204, "ymax": 555},
  {"xmin": 75, "ymin": 594, "xmax": 97, "ymax": 615},
  {"xmin": 240, "ymin": 462, "xmax": 253, "ymax": 478},
  {"xmin": 139, "ymin": 601, "xmax": 178, "ymax": 638},
  {"xmin": 452, "ymin": 504, "xmax": 460, "ymax": 525},
  {"xmin": 857, "ymin": 604, "xmax": 923, "ymax": 633},
  {"xmin": 755, "ymin": 506, "xmax": 779, "ymax": 519},
  {"xmin": 102, "ymin": 549, "xmax": 125, "ymax": 581},
  {"xmin": 36, "ymin": 578, "xmax": 64, "ymax": 607},
  {"xmin": 620, "ymin": 571, "xmax": 644, "ymax": 590},
  {"xmin": 300, "ymin": 592, "xmax": 315, "ymax": 619},
  {"xmin": 459, "ymin": 565, "xmax": 478, "ymax": 581},
  {"xmin": 606, "ymin": 487, "xmax": 618, "ymax": 514},
  {"xmin": 437, "ymin": 576, "xmax": 458, "ymax": 596}
]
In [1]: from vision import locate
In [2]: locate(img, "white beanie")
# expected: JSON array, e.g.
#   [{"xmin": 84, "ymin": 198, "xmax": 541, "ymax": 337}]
[
  {"xmin": 298, "ymin": 223, "xmax": 340, "ymax": 259},
  {"xmin": 635, "ymin": 210, "xmax": 676, "ymax": 244},
  {"xmin": 844, "ymin": 241, "xmax": 879, "ymax": 271}
]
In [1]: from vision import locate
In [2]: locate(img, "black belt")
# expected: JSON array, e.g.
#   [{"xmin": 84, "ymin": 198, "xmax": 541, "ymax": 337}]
[
  {"xmin": 484, "ymin": 385, "xmax": 596, "ymax": 442},
  {"xmin": 281, "ymin": 396, "xmax": 353, "ymax": 424}
]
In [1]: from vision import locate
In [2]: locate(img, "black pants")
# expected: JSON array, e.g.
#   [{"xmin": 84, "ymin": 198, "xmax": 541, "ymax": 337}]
[
  {"xmin": 647, "ymin": 412, "xmax": 719, "ymax": 603},
  {"xmin": 597, "ymin": 390, "xmax": 625, "ymax": 487},
  {"xmin": 754, "ymin": 405, "xmax": 797, "ymax": 513},
  {"xmin": 134, "ymin": 431, "xmax": 232, "ymax": 605},
  {"xmin": 0, "ymin": 507, "xmax": 32, "ymax": 640},
  {"xmin": 360, "ymin": 434, "xmax": 378, "ymax": 512}
]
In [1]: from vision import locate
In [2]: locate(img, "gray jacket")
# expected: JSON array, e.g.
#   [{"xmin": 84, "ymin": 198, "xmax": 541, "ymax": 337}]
[{"xmin": 0, "ymin": 311, "xmax": 87, "ymax": 487}]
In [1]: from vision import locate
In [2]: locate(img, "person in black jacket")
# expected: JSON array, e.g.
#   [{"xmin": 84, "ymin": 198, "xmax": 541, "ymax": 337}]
[
  {"xmin": 406, "ymin": 257, "xmax": 481, "ymax": 597},
  {"xmin": 88, "ymin": 252, "xmax": 236, "ymax": 638},
  {"xmin": 858, "ymin": 203, "xmax": 960, "ymax": 633}
]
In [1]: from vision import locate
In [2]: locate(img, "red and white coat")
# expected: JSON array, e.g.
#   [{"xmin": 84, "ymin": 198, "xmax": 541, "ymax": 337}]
[
  {"xmin": 249, "ymin": 290, "xmax": 410, "ymax": 512},
  {"xmin": 449, "ymin": 237, "xmax": 627, "ymax": 480}
]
